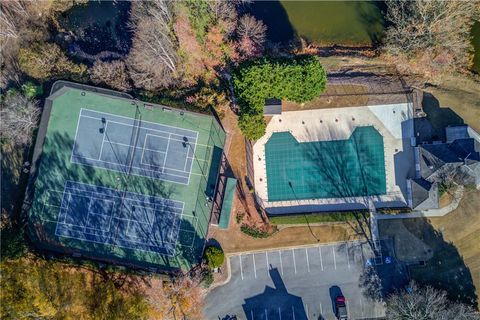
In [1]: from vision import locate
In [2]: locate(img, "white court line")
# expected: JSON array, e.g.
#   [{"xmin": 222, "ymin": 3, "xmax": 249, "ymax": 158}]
[
  {"xmin": 63, "ymin": 185, "xmax": 183, "ymax": 211},
  {"xmin": 360, "ymin": 296, "xmax": 364, "ymax": 318},
  {"xmin": 346, "ymin": 244, "xmax": 351, "ymax": 269},
  {"xmin": 279, "ymin": 250, "xmax": 284, "ymax": 275},
  {"xmin": 80, "ymin": 108, "xmax": 199, "ymax": 137},
  {"xmin": 80, "ymin": 114, "xmax": 203, "ymax": 147},
  {"xmin": 332, "ymin": 246, "xmax": 337, "ymax": 270},
  {"xmin": 71, "ymin": 156, "xmax": 194, "ymax": 183},
  {"xmin": 239, "ymin": 255, "xmax": 244, "ymax": 280},
  {"xmin": 318, "ymin": 246, "xmax": 324, "ymax": 271},
  {"xmin": 98, "ymin": 121, "xmax": 108, "ymax": 160},
  {"xmin": 252, "ymin": 254, "xmax": 257, "ymax": 278},
  {"xmin": 292, "ymin": 249, "xmax": 297, "ymax": 274},
  {"xmin": 305, "ymin": 248, "xmax": 310, "ymax": 273},
  {"xmin": 69, "ymin": 111, "xmax": 83, "ymax": 163},
  {"xmin": 161, "ymin": 133, "xmax": 171, "ymax": 172}
]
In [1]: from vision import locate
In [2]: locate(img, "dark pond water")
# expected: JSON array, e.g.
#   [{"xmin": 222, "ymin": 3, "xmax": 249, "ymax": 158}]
[
  {"xmin": 246, "ymin": 0, "xmax": 385, "ymax": 46},
  {"xmin": 59, "ymin": 1, "xmax": 131, "ymax": 56}
]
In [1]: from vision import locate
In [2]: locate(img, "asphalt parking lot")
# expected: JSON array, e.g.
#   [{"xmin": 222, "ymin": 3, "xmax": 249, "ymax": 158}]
[{"xmin": 205, "ymin": 240, "xmax": 396, "ymax": 320}]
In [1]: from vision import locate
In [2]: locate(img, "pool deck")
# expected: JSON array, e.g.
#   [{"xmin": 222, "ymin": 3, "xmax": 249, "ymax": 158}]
[{"xmin": 253, "ymin": 103, "xmax": 415, "ymax": 214}]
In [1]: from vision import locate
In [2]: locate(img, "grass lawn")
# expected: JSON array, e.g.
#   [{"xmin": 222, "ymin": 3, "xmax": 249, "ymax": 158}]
[
  {"xmin": 269, "ymin": 212, "xmax": 358, "ymax": 225},
  {"xmin": 379, "ymin": 189, "xmax": 480, "ymax": 308}
]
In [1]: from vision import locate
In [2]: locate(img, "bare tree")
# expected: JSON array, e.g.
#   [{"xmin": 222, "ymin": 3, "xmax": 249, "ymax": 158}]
[
  {"xmin": 359, "ymin": 265, "xmax": 383, "ymax": 301},
  {"xmin": 386, "ymin": 281, "xmax": 479, "ymax": 320},
  {"xmin": 89, "ymin": 59, "xmax": 131, "ymax": 91},
  {"xmin": 0, "ymin": 91, "xmax": 40, "ymax": 146},
  {"xmin": 127, "ymin": 0, "xmax": 179, "ymax": 90},
  {"xmin": 237, "ymin": 15, "xmax": 266, "ymax": 46},
  {"xmin": 384, "ymin": 0, "xmax": 479, "ymax": 71}
]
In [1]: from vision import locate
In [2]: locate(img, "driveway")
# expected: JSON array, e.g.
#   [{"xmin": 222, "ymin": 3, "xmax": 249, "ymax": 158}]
[{"xmin": 205, "ymin": 240, "xmax": 396, "ymax": 320}]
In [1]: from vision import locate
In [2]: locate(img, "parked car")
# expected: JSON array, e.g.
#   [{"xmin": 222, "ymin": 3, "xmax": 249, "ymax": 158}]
[{"xmin": 335, "ymin": 295, "xmax": 348, "ymax": 320}]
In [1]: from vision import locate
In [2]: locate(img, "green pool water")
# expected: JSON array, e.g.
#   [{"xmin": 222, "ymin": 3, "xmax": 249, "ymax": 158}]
[{"xmin": 265, "ymin": 126, "xmax": 386, "ymax": 202}]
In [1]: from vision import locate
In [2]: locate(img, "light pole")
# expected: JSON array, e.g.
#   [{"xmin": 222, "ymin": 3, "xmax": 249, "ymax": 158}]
[{"xmin": 288, "ymin": 181, "xmax": 320, "ymax": 242}]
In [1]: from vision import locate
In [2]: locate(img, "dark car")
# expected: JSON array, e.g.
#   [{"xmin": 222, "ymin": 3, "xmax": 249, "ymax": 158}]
[{"xmin": 335, "ymin": 295, "xmax": 348, "ymax": 320}]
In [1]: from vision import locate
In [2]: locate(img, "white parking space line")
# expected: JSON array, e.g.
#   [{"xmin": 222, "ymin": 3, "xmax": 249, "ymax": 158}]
[
  {"xmin": 292, "ymin": 306, "xmax": 296, "ymax": 320},
  {"xmin": 305, "ymin": 248, "xmax": 310, "ymax": 272},
  {"xmin": 251, "ymin": 309, "xmax": 254, "ymax": 320},
  {"xmin": 279, "ymin": 250, "xmax": 284, "ymax": 275},
  {"xmin": 292, "ymin": 249, "xmax": 297, "ymax": 274},
  {"xmin": 319, "ymin": 246, "xmax": 324, "ymax": 271},
  {"xmin": 239, "ymin": 255, "xmax": 244, "ymax": 280},
  {"xmin": 360, "ymin": 296, "xmax": 364, "ymax": 318},
  {"xmin": 332, "ymin": 246, "xmax": 337, "ymax": 270},
  {"xmin": 266, "ymin": 251, "xmax": 269, "ymax": 271},
  {"xmin": 305, "ymin": 304, "xmax": 309, "ymax": 319},
  {"xmin": 278, "ymin": 307, "xmax": 282, "ymax": 320},
  {"xmin": 253, "ymin": 254, "xmax": 257, "ymax": 278},
  {"xmin": 265, "ymin": 309, "xmax": 268, "ymax": 320},
  {"xmin": 320, "ymin": 302, "xmax": 323, "ymax": 315},
  {"xmin": 346, "ymin": 244, "xmax": 351, "ymax": 269}
]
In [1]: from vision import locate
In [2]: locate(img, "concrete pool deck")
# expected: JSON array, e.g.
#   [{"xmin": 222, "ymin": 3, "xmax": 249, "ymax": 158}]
[{"xmin": 253, "ymin": 103, "xmax": 415, "ymax": 214}]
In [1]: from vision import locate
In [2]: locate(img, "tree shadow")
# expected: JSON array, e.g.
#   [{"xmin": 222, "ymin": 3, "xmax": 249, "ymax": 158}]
[
  {"xmin": 25, "ymin": 129, "xmax": 207, "ymax": 273},
  {"xmin": 377, "ymin": 219, "xmax": 478, "ymax": 309},
  {"xmin": 414, "ymin": 93, "xmax": 464, "ymax": 143},
  {"xmin": 243, "ymin": 0, "xmax": 297, "ymax": 44},
  {"xmin": 241, "ymin": 267, "xmax": 308, "ymax": 320}
]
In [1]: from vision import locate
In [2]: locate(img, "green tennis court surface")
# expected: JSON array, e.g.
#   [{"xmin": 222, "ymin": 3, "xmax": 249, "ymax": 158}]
[
  {"xmin": 27, "ymin": 84, "xmax": 225, "ymax": 271},
  {"xmin": 265, "ymin": 126, "xmax": 386, "ymax": 201}
]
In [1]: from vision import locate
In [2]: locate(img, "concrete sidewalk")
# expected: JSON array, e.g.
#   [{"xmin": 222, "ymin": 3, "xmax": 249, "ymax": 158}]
[{"xmin": 376, "ymin": 186, "xmax": 464, "ymax": 220}]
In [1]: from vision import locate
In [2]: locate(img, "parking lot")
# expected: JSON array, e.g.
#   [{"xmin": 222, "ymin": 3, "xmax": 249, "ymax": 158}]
[{"xmin": 205, "ymin": 240, "xmax": 394, "ymax": 320}]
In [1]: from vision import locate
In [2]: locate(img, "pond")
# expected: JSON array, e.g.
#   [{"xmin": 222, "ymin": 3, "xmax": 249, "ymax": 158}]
[
  {"xmin": 247, "ymin": 0, "xmax": 385, "ymax": 46},
  {"xmin": 58, "ymin": 1, "xmax": 131, "ymax": 57}
]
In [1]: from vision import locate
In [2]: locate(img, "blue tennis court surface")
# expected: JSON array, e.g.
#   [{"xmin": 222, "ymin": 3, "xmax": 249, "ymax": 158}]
[
  {"xmin": 55, "ymin": 181, "xmax": 184, "ymax": 255},
  {"xmin": 71, "ymin": 108, "xmax": 199, "ymax": 185}
]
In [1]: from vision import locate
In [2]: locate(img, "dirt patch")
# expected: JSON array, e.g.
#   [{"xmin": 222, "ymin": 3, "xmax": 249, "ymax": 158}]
[
  {"xmin": 209, "ymin": 219, "xmax": 359, "ymax": 254},
  {"xmin": 282, "ymin": 84, "xmax": 370, "ymax": 111},
  {"xmin": 424, "ymin": 76, "xmax": 480, "ymax": 133},
  {"xmin": 439, "ymin": 192, "xmax": 454, "ymax": 208}
]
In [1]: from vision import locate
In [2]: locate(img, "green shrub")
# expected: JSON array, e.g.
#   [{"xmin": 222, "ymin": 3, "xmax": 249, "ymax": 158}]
[
  {"xmin": 18, "ymin": 42, "xmax": 87, "ymax": 81},
  {"xmin": 240, "ymin": 224, "xmax": 277, "ymax": 238},
  {"xmin": 204, "ymin": 246, "xmax": 224, "ymax": 269},
  {"xmin": 201, "ymin": 268, "xmax": 214, "ymax": 288},
  {"xmin": 236, "ymin": 212, "xmax": 245, "ymax": 224},
  {"xmin": 21, "ymin": 82, "xmax": 43, "ymax": 98},
  {"xmin": 233, "ymin": 56, "xmax": 327, "ymax": 139},
  {"xmin": 269, "ymin": 211, "xmax": 359, "ymax": 225}
]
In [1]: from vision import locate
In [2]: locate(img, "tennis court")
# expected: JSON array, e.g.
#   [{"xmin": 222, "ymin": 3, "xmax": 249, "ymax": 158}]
[
  {"xmin": 265, "ymin": 126, "xmax": 386, "ymax": 201},
  {"xmin": 71, "ymin": 108, "xmax": 199, "ymax": 185},
  {"xmin": 27, "ymin": 83, "xmax": 226, "ymax": 270},
  {"xmin": 55, "ymin": 181, "xmax": 186, "ymax": 256}
]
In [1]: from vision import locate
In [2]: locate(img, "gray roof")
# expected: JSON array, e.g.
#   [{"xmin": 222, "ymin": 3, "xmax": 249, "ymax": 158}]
[
  {"xmin": 411, "ymin": 178, "xmax": 439, "ymax": 210},
  {"xmin": 264, "ymin": 98, "xmax": 282, "ymax": 115},
  {"xmin": 418, "ymin": 138, "xmax": 479, "ymax": 179},
  {"xmin": 446, "ymin": 125, "xmax": 469, "ymax": 143}
]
